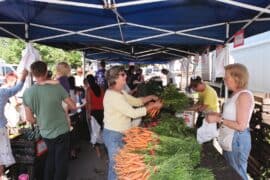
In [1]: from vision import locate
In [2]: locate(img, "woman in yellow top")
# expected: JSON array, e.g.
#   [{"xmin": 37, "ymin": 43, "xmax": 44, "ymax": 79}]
[
  {"xmin": 189, "ymin": 76, "xmax": 219, "ymax": 127},
  {"xmin": 103, "ymin": 66, "xmax": 162, "ymax": 180}
]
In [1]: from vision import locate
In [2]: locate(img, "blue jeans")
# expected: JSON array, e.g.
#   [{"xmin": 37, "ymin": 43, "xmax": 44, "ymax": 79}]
[
  {"xmin": 103, "ymin": 128, "xmax": 124, "ymax": 180},
  {"xmin": 223, "ymin": 129, "xmax": 251, "ymax": 180}
]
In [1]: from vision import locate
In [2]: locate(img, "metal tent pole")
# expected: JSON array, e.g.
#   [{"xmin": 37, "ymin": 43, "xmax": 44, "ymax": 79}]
[
  {"xmin": 216, "ymin": 0, "xmax": 270, "ymax": 14},
  {"xmin": 224, "ymin": 23, "xmax": 230, "ymax": 99},
  {"xmin": 82, "ymin": 51, "xmax": 86, "ymax": 78}
]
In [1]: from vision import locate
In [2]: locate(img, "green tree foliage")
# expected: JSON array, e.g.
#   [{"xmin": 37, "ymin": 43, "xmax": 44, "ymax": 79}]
[{"xmin": 0, "ymin": 38, "xmax": 82, "ymax": 68}]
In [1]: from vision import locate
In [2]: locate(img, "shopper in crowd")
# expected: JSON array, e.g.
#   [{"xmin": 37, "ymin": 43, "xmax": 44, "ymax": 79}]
[
  {"xmin": 23, "ymin": 61, "xmax": 77, "ymax": 180},
  {"xmin": 126, "ymin": 65, "xmax": 137, "ymax": 92},
  {"xmin": 189, "ymin": 76, "xmax": 219, "ymax": 127},
  {"xmin": 86, "ymin": 74, "xmax": 105, "ymax": 158},
  {"xmin": 75, "ymin": 67, "xmax": 84, "ymax": 87},
  {"xmin": 131, "ymin": 67, "xmax": 144, "ymax": 95},
  {"xmin": 56, "ymin": 62, "xmax": 71, "ymax": 92},
  {"xmin": 86, "ymin": 74, "xmax": 104, "ymax": 129},
  {"xmin": 0, "ymin": 69, "xmax": 28, "ymax": 179},
  {"xmin": 67, "ymin": 75, "xmax": 82, "ymax": 160},
  {"xmin": 134, "ymin": 68, "xmax": 144, "ymax": 84},
  {"xmin": 103, "ymin": 66, "xmax": 163, "ymax": 180},
  {"xmin": 206, "ymin": 63, "xmax": 254, "ymax": 180},
  {"xmin": 161, "ymin": 68, "xmax": 174, "ymax": 86},
  {"xmin": 95, "ymin": 60, "xmax": 107, "ymax": 90}
]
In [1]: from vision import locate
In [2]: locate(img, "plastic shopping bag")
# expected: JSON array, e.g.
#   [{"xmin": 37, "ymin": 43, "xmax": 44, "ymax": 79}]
[
  {"xmin": 90, "ymin": 116, "xmax": 103, "ymax": 144},
  {"xmin": 17, "ymin": 43, "xmax": 42, "ymax": 96},
  {"xmin": 196, "ymin": 119, "xmax": 218, "ymax": 144},
  {"xmin": 17, "ymin": 43, "xmax": 41, "ymax": 72},
  {"xmin": 5, "ymin": 102, "xmax": 20, "ymax": 127}
]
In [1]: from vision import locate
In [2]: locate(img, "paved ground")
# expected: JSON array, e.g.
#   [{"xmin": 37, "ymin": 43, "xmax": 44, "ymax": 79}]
[{"xmin": 67, "ymin": 141, "xmax": 108, "ymax": 180}]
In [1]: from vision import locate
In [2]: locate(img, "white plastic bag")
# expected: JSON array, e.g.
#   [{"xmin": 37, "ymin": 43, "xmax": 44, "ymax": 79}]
[
  {"xmin": 17, "ymin": 43, "xmax": 41, "ymax": 72},
  {"xmin": 90, "ymin": 116, "xmax": 103, "ymax": 144},
  {"xmin": 17, "ymin": 43, "xmax": 41, "ymax": 97},
  {"xmin": 5, "ymin": 102, "xmax": 20, "ymax": 127},
  {"xmin": 197, "ymin": 119, "xmax": 218, "ymax": 144}
]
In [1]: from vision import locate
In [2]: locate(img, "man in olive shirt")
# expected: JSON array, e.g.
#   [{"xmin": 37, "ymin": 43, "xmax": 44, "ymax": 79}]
[{"xmin": 23, "ymin": 61, "xmax": 76, "ymax": 180}]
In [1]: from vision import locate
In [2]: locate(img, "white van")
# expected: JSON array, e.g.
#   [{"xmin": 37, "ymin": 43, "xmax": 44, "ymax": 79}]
[{"xmin": 0, "ymin": 61, "xmax": 16, "ymax": 85}]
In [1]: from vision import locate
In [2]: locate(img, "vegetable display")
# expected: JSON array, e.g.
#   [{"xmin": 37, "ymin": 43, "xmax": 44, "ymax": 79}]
[
  {"xmin": 160, "ymin": 84, "xmax": 192, "ymax": 113},
  {"xmin": 115, "ymin": 113, "xmax": 214, "ymax": 180}
]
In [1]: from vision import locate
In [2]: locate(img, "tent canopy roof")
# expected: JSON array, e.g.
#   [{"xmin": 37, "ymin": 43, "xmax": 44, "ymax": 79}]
[{"xmin": 0, "ymin": 0, "xmax": 270, "ymax": 63}]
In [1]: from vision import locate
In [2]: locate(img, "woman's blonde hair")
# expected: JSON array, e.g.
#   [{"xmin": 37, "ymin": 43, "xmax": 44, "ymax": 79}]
[
  {"xmin": 106, "ymin": 66, "xmax": 125, "ymax": 87},
  {"xmin": 225, "ymin": 63, "xmax": 249, "ymax": 89},
  {"xmin": 56, "ymin": 62, "xmax": 71, "ymax": 76}
]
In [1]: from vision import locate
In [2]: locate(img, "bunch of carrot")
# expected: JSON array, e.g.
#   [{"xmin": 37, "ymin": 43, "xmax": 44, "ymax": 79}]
[
  {"xmin": 114, "ymin": 127, "xmax": 160, "ymax": 180},
  {"xmin": 115, "ymin": 148, "xmax": 150, "ymax": 180},
  {"xmin": 148, "ymin": 99, "xmax": 163, "ymax": 119},
  {"xmin": 123, "ymin": 127, "xmax": 159, "ymax": 151}
]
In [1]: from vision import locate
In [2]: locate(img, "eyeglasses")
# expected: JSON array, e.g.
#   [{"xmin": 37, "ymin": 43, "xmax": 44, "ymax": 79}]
[{"xmin": 118, "ymin": 73, "xmax": 126, "ymax": 77}]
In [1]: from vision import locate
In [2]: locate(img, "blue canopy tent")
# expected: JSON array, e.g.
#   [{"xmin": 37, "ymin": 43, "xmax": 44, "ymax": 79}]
[{"xmin": 0, "ymin": 0, "xmax": 270, "ymax": 63}]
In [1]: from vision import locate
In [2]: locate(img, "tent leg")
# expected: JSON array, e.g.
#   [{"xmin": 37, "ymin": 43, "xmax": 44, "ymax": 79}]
[
  {"xmin": 224, "ymin": 23, "xmax": 230, "ymax": 99},
  {"xmin": 82, "ymin": 51, "xmax": 86, "ymax": 77}
]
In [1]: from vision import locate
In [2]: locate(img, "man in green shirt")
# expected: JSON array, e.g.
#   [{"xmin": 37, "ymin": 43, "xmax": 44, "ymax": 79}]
[{"xmin": 23, "ymin": 61, "xmax": 76, "ymax": 180}]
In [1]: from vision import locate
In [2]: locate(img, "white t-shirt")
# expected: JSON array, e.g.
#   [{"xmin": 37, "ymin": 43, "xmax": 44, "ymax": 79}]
[{"xmin": 75, "ymin": 75, "xmax": 84, "ymax": 87}]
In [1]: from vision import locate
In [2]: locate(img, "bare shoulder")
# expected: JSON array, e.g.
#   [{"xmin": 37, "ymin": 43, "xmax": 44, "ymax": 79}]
[{"xmin": 238, "ymin": 91, "xmax": 253, "ymax": 104}]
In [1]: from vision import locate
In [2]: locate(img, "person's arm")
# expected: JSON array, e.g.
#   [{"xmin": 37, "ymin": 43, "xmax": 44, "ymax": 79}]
[
  {"xmin": 207, "ymin": 92, "xmax": 253, "ymax": 131},
  {"xmin": 85, "ymin": 89, "xmax": 91, "ymax": 111},
  {"xmin": 24, "ymin": 105, "xmax": 36, "ymax": 124},
  {"xmin": 109, "ymin": 93, "xmax": 147, "ymax": 119},
  {"xmin": 64, "ymin": 97, "xmax": 77, "ymax": 111},
  {"xmin": 7, "ymin": 69, "xmax": 28, "ymax": 97},
  {"xmin": 122, "ymin": 91, "xmax": 144, "ymax": 107}
]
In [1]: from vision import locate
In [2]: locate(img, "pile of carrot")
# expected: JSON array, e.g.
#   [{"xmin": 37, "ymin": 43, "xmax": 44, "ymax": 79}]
[
  {"xmin": 115, "ymin": 148, "xmax": 150, "ymax": 180},
  {"xmin": 114, "ymin": 127, "xmax": 159, "ymax": 180},
  {"xmin": 123, "ymin": 127, "xmax": 159, "ymax": 151}
]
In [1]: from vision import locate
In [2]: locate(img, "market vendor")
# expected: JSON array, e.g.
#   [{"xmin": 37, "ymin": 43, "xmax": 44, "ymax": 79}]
[
  {"xmin": 103, "ymin": 65, "xmax": 163, "ymax": 180},
  {"xmin": 189, "ymin": 76, "xmax": 219, "ymax": 127},
  {"xmin": 0, "ymin": 69, "xmax": 28, "ymax": 178}
]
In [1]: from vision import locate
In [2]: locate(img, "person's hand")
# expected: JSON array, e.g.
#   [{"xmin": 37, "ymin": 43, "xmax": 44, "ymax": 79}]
[
  {"xmin": 150, "ymin": 95, "xmax": 159, "ymax": 101},
  {"xmin": 206, "ymin": 112, "xmax": 221, "ymax": 123},
  {"xmin": 197, "ymin": 105, "xmax": 207, "ymax": 112},
  {"xmin": 20, "ymin": 69, "xmax": 28, "ymax": 81},
  {"xmin": 146, "ymin": 100, "xmax": 163, "ymax": 111}
]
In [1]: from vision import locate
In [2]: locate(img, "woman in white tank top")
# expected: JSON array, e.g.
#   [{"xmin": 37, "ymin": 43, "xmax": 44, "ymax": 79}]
[{"xmin": 206, "ymin": 63, "xmax": 254, "ymax": 180}]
